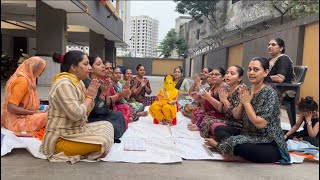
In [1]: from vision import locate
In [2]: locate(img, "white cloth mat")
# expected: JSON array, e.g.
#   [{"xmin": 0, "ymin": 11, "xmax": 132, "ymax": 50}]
[{"xmin": 1, "ymin": 107, "xmax": 308, "ymax": 164}]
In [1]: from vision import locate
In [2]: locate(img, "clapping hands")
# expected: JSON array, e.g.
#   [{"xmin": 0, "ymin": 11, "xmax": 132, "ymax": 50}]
[
  {"xmin": 190, "ymin": 91, "xmax": 200, "ymax": 100},
  {"xmin": 86, "ymin": 79, "xmax": 101, "ymax": 98},
  {"xmin": 201, "ymin": 89, "xmax": 211, "ymax": 99},
  {"xmin": 218, "ymin": 87, "xmax": 228, "ymax": 102},
  {"xmin": 123, "ymin": 80, "xmax": 130, "ymax": 90},
  {"xmin": 101, "ymin": 78, "xmax": 112, "ymax": 96},
  {"xmin": 140, "ymin": 79, "xmax": 148, "ymax": 88},
  {"xmin": 193, "ymin": 73, "xmax": 201, "ymax": 84},
  {"xmin": 238, "ymin": 85, "xmax": 252, "ymax": 105},
  {"xmin": 122, "ymin": 80, "xmax": 131, "ymax": 94}
]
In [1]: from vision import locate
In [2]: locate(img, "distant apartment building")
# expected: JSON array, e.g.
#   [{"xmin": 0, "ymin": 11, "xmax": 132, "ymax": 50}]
[
  {"xmin": 129, "ymin": 16, "xmax": 159, "ymax": 58},
  {"xmin": 66, "ymin": 45, "xmax": 89, "ymax": 55},
  {"xmin": 170, "ymin": 16, "xmax": 193, "ymax": 59}
]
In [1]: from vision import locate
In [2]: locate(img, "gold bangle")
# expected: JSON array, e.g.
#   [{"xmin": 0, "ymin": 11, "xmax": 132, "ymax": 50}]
[{"xmin": 86, "ymin": 96, "xmax": 94, "ymax": 101}]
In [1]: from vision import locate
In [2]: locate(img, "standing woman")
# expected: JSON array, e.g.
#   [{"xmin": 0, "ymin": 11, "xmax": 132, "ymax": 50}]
[
  {"xmin": 41, "ymin": 51, "xmax": 114, "ymax": 163},
  {"xmin": 205, "ymin": 57, "xmax": 290, "ymax": 164},
  {"xmin": 267, "ymin": 38, "xmax": 294, "ymax": 83},
  {"xmin": 83, "ymin": 56, "xmax": 126, "ymax": 142},
  {"xmin": 130, "ymin": 64, "xmax": 152, "ymax": 105},
  {"xmin": 1, "ymin": 57, "xmax": 48, "ymax": 132}
]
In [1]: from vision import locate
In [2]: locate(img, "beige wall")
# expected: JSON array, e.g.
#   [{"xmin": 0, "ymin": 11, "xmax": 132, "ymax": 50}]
[
  {"xmin": 228, "ymin": 43, "xmax": 244, "ymax": 67},
  {"xmin": 152, "ymin": 59, "xmax": 183, "ymax": 75},
  {"xmin": 300, "ymin": 23, "xmax": 319, "ymax": 104},
  {"xmin": 116, "ymin": 58, "xmax": 123, "ymax": 66}
]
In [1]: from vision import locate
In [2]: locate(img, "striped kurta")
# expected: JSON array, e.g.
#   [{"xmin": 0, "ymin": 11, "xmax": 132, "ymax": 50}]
[{"xmin": 40, "ymin": 78, "xmax": 114, "ymax": 163}]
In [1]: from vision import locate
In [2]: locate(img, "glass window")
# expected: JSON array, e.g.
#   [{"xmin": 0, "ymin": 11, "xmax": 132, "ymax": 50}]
[{"xmin": 196, "ymin": 29, "xmax": 200, "ymax": 40}]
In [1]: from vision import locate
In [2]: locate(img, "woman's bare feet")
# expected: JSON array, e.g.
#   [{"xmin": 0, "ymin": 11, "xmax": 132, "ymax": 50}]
[
  {"xmin": 204, "ymin": 138, "xmax": 218, "ymax": 148},
  {"xmin": 137, "ymin": 111, "xmax": 148, "ymax": 117},
  {"xmin": 191, "ymin": 117, "xmax": 197, "ymax": 124},
  {"xmin": 181, "ymin": 109, "xmax": 192, "ymax": 118},
  {"xmin": 128, "ymin": 117, "xmax": 133, "ymax": 123},
  {"xmin": 223, "ymin": 155, "xmax": 249, "ymax": 162},
  {"xmin": 187, "ymin": 123, "xmax": 200, "ymax": 131},
  {"xmin": 99, "ymin": 150, "xmax": 109, "ymax": 158},
  {"xmin": 162, "ymin": 120, "xmax": 168, "ymax": 125}
]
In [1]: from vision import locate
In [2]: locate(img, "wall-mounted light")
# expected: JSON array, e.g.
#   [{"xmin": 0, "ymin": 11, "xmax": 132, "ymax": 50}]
[{"xmin": 107, "ymin": 11, "xmax": 115, "ymax": 18}]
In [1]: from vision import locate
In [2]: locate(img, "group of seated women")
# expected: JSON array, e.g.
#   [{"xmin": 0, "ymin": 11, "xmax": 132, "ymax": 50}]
[
  {"xmin": 1, "ymin": 50, "xmax": 153, "ymax": 163},
  {"xmin": 1, "ymin": 38, "xmax": 318, "ymax": 164}
]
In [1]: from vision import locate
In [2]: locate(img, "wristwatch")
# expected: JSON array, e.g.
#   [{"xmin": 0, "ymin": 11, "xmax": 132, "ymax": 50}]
[
  {"xmin": 199, "ymin": 89, "xmax": 204, "ymax": 96},
  {"xmin": 307, "ymin": 121, "xmax": 312, "ymax": 126}
]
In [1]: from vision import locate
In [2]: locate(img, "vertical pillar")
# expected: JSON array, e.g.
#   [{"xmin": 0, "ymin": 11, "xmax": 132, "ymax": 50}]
[
  {"xmin": 89, "ymin": 30, "xmax": 105, "ymax": 60},
  {"xmin": 27, "ymin": 37, "xmax": 36, "ymax": 56},
  {"xmin": 105, "ymin": 39, "xmax": 115, "ymax": 65},
  {"xmin": 36, "ymin": 1, "xmax": 67, "ymax": 86}
]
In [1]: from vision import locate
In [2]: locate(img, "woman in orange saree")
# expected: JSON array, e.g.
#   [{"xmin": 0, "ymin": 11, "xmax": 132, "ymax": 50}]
[{"xmin": 1, "ymin": 57, "xmax": 47, "ymax": 132}]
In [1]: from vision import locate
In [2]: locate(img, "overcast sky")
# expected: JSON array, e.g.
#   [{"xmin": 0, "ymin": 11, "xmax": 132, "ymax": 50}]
[{"xmin": 130, "ymin": 1, "xmax": 183, "ymax": 42}]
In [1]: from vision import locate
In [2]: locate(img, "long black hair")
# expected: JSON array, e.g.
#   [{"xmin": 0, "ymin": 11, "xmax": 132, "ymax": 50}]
[
  {"xmin": 250, "ymin": 57, "xmax": 269, "ymax": 83},
  {"xmin": 52, "ymin": 50, "xmax": 85, "ymax": 72},
  {"xmin": 274, "ymin": 38, "xmax": 285, "ymax": 54},
  {"xmin": 211, "ymin": 67, "xmax": 226, "ymax": 76},
  {"xmin": 298, "ymin": 96, "xmax": 318, "ymax": 112}
]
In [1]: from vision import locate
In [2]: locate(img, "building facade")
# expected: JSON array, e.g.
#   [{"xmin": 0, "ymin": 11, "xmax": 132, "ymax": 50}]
[
  {"xmin": 129, "ymin": 16, "xmax": 159, "ymax": 58},
  {"xmin": 1, "ymin": 0, "xmax": 125, "ymax": 86},
  {"xmin": 178, "ymin": 0, "xmax": 285, "ymax": 58},
  {"xmin": 116, "ymin": 0, "xmax": 131, "ymax": 57}
]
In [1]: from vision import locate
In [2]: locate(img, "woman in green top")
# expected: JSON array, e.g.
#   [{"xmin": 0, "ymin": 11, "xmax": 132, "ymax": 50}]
[
  {"xmin": 174, "ymin": 66, "xmax": 190, "ymax": 109},
  {"xmin": 115, "ymin": 67, "xmax": 148, "ymax": 121}
]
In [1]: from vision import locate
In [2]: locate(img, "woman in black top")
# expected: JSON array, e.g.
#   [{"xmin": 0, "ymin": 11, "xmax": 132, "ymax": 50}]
[
  {"xmin": 267, "ymin": 38, "xmax": 294, "ymax": 83},
  {"xmin": 83, "ymin": 56, "xmax": 126, "ymax": 143}
]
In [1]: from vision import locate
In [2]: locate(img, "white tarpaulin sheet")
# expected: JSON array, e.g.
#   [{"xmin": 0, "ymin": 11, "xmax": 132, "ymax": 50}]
[{"xmin": 0, "ymin": 106, "xmax": 306, "ymax": 164}]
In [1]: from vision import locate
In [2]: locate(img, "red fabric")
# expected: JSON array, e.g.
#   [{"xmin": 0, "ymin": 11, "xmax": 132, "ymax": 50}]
[
  {"xmin": 108, "ymin": 86, "xmax": 132, "ymax": 129},
  {"xmin": 60, "ymin": 54, "xmax": 65, "ymax": 64},
  {"xmin": 115, "ymin": 104, "xmax": 131, "ymax": 129}
]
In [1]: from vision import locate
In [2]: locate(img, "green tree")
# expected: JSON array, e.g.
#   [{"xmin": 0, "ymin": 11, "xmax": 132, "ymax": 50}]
[
  {"xmin": 176, "ymin": 36, "xmax": 188, "ymax": 58},
  {"xmin": 265, "ymin": 0, "xmax": 319, "ymax": 24},
  {"xmin": 173, "ymin": 0, "xmax": 221, "ymax": 29},
  {"xmin": 173, "ymin": 0, "xmax": 226, "ymax": 45},
  {"xmin": 158, "ymin": 29, "xmax": 188, "ymax": 58}
]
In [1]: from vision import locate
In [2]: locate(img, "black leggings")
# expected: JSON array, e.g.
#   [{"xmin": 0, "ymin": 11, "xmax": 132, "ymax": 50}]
[{"xmin": 214, "ymin": 126, "xmax": 281, "ymax": 163}]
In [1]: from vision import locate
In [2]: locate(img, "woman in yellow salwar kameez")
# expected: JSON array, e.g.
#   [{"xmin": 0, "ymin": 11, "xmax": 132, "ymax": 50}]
[{"xmin": 149, "ymin": 75, "xmax": 179, "ymax": 125}]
